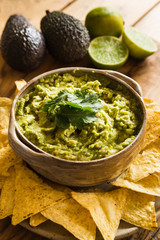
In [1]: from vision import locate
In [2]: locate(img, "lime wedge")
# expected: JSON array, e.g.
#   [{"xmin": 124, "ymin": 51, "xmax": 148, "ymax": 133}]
[
  {"xmin": 88, "ymin": 36, "xmax": 129, "ymax": 69},
  {"xmin": 123, "ymin": 27, "xmax": 157, "ymax": 59}
]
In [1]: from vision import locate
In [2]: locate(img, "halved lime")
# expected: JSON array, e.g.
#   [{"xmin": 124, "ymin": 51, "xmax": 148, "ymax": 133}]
[
  {"xmin": 123, "ymin": 27, "xmax": 157, "ymax": 59},
  {"xmin": 85, "ymin": 7, "xmax": 124, "ymax": 39},
  {"xmin": 88, "ymin": 36, "xmax": 129, "ymax": 69}
]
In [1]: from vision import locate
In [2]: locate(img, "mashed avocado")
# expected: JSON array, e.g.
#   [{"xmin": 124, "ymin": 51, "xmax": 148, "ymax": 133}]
[{"xmin": 16, "ymin": 72, "xmax": 141, "ymax": 161}]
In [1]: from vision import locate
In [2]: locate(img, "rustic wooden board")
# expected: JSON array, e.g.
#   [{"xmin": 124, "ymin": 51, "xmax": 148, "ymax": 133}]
[
  {"xmin": 134, "ymin": 3, "xmax": 160, "ymax": 42},
  {"xmin": 0, "ymin": 0, "xmax": 75, "ymax": 33},
  {"xmin": 64, "ymin": 0, "xmax": 159, "ymax": 25},
  {"xmin": 0, "ymin": 41, "xmax": 160, "ymax": 103},
  {"xmin": 0, "ymin": 1, "xmax": 160, "ymax": 240},
  {"xmin": 130, "ymin": 216, "xmax": 160, "ymax": 240},
  {"xmin": 118, "ymin": 42, "xmax": 160, "ymax": 104}
]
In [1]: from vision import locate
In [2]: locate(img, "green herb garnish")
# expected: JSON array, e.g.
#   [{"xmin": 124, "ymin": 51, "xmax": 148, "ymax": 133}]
[{"xmin": 43, "ymin": 90, "xmax": 103, "ymax": 129}]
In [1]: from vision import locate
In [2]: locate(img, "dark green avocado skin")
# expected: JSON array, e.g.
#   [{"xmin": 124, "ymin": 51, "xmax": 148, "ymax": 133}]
[
  {"xmin": 41, "ymin": 11, "xmax": 90, "ymax": 63},
  {"xmin": 1, "ymin": 15, "xmax": 46, "ymax": 72}
]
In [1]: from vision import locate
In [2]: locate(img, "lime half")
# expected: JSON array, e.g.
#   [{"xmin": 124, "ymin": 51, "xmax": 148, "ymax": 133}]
[
  {"xmin": 88, "ymin": 36, "xmax": 129, "ymax": 69},
  {"xmin": 123, "ymin": 27, "xmax": 157, "ymax": 59}
]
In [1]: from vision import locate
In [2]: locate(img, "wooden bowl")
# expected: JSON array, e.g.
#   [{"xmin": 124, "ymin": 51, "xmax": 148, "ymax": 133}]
[{"xmin": 8, "ymin": 67, "xmax": 146, "ymax": 187}]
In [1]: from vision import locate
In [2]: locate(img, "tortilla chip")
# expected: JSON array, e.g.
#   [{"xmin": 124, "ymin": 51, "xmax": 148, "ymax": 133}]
[
  {"xmin": 72, "ymin": 188, "xmax": 127, "ymax": 240},
  {"xmin": 142, "ymin": 107, "xmax": 160, "ymax": 150},
  {"xmin": 0, "ymin": 176, "xmax": 6, "ymax": 189},
  {"xmin": 15, "ymin": 80, "xmax": 27, "ymax": 95},
  {"xmin": 125, "ymin": 139, "xmax": 160, "ymax": 182},
  {"xmin": 0, "ymin": 98, "xmax": 12, "ymax": 130},
  {"xmin": 41, "ymin": 197, "xmax": 96, "ymax": 240},
  {"xmin": 12, "ymin": 163, "xmax": 71, "ymax": 225},
  {"xmin": 30, "ymin": 213, "xmax": 47, "ymax": 227},
  {"xmin": 0, "ymin": 129, "xmax": 9, "ymax": 149},
  {"xmin": 0, "ymin": 144, "xmax": 22, "ymax": 176},
  {"xmin": 112, "ymin": 172, "xmax": 160, "ymax": 196},
  {"xmin": 144, "ymin": 98, "xmax": 160, "ymax": 111},
  {"xmin": 122, "ymin": 190, "xmax": 157, "ymax": 231},
  {"xmin": 0, "ymin": 167, "xmax": 15, "ymax": 219}
]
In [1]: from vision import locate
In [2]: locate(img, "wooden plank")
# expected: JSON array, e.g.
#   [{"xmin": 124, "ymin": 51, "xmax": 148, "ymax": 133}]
[
  {"xmin": 0, "ymin": 218, "xmax": 47, "ymax": 240},
  {"xmin": 64, "ymin": 0, "xmax": 159, "ymax": 25},
  {"xmin": 117, "ymin": 42, "xmax": 160, "ymax": 104},
  {"xmin": 130, "ymin": 215, "xmax": 160, "ymax": 240},
  {"xmin": 0, "ymin": 0, "xmax": 75, "ymax": 33},
  {"xmin": 0, "ymin": 51, "xmax": 90, "ymax": 98},
  {"xmin": 134, "ymin": 3, "xmax": 160, "ymax": 42}
]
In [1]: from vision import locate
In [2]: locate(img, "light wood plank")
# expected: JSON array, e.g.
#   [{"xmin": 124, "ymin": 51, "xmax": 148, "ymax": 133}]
[
  {"xmin": 0, "ymin": 0, "xmax": 75, "ymax": 33},
  {"xmin": 64, "ymin": 0, "xmax": 159, "ymax": 25},
  {"xmin": 0, "ymin": 218, "xmax": 46, "ymax": 240},
  {"xmin": 134, "ymin": 3, "xmax": 160, "ymax": 42},
  {"xmin": 128, "ymin": 45, "xmax": 160, "ymax": 104},
  {"xmin": 0, "ymin": 51, "xmax": 90, "ymax": 98}
]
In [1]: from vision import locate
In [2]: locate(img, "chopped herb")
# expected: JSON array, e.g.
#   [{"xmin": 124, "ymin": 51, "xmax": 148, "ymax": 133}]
[{"xmin": 43, "ymin": 90, "xmax": 103, "ymax": 129}]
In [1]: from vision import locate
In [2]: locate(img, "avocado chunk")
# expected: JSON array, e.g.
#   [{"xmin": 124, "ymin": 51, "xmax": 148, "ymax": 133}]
[
  {"xmin": 1, "ymin": 14, "xmax": 46, "ymax": 72},
  {"xmin": 41, "ymin": 11, "xmax": 90, "ymax": 63}
]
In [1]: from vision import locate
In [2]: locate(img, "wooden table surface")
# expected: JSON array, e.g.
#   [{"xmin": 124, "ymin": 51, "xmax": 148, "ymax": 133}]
[{"xmin": 0, "ymin": 0, "xmax": 160, "ymax": 240}]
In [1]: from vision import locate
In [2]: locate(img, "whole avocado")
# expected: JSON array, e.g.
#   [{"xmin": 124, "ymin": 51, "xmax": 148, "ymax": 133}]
[
  {"xmin": 1, "ymin": 14, "xmax": 46, "ymax": 72},
  {"xmin": 41, "ymin": 11, "xmax": 90, "ymax": 63}
]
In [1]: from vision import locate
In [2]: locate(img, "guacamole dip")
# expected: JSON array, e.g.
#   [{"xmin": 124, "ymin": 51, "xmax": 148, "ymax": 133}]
[{"xmin": 16, "ymin": 72, "xmax": 141, "ymax": 161}]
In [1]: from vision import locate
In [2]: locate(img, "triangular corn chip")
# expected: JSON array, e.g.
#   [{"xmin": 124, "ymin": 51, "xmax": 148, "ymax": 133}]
[
  {"xmin": 144, "ymin": 98, "xmax": 160, "ymax": 111},
  {"xmin": 0, "ymin": 176, "xmax": 6, "ymax": 189},
  {"xmin": 0, "ymin": 97, "xmax": 12, "ymax": 130},
  {"xmin": 0, "ymin": 144, "xmax": 22, "ymax": 176},
  {"xmin": 0, "ymin": 97, "xmax": 12, "ymax": 149},
  {"xmin": 122, "ymin": 189, "xmax": 157, "ymax": 231},
  {"xmin": 30, "ymin": 213, "xmax": 47, "ymax": 227},
  {"xmin": 0, "ymin": 167, "xmax": 15, "ymax": 219},
  {"xmin": 15, "ymin": 79, "xmax": 27, "ymax": 95},
  {"xmin": 12, "ymin": 163, "xmax": 71, "ymax": 225},
  {"xmin": 41, "ymin": 197, "xmax": 96, "ymax": 240},
  {"xmin": 112, "ymin": 172, "xmax": 160, "ymax": 196},
  {"xmin": 142, "ymin": 107, "xmax": 160, "ymax": 150},
  {"xmin": 72, "ymin": 188, "xmax": 127, "ymax": 240},
  {"xmin": 125, "ymin": 139, "xmax": 160, "ymax": 182},
  {"xmin": 0, "ymin": 129, "xmax": 8, "ymax": 149}
]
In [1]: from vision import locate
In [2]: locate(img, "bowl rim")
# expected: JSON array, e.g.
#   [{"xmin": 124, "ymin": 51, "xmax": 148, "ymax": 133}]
[{"xmin": 11, "ymin": 67, "xmax": 147, "ymax": 164}]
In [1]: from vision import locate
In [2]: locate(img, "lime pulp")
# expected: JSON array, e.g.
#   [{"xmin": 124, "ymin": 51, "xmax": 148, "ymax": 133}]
[
  {"xmin": 88, "ymin": 36, "xmax": 129, "ymax": 70},
  {"xmin": 123, "ymin": 27, "xmax": 157, "ymax": 59}
]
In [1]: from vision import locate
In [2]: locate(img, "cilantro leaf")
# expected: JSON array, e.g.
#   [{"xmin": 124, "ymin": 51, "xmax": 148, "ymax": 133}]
[
  {"xmin": 58, "ymin": 105, "xmax": 98, "ymax": 129},
  {"xmin": 55, "ymin": 114, "xmax": 70, "ymax": 129},
  {"xmin": 43, "ymin": 90, "xmax": 103, "ymax": 129}
]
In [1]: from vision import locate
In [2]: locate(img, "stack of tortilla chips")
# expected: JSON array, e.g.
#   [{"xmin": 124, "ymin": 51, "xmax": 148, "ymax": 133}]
[{"xmin": 0, "ymin": 81, "xmax": 159, "ymax": 240}]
